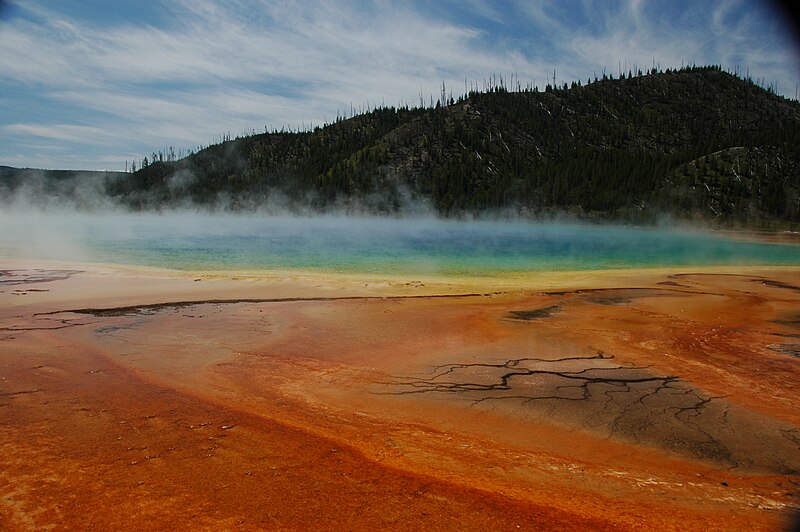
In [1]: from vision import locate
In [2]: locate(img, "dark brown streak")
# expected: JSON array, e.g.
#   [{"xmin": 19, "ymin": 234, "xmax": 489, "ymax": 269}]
[{"xmin": 35, "ymin": 292, "xmax": 501, "ymax": 318}]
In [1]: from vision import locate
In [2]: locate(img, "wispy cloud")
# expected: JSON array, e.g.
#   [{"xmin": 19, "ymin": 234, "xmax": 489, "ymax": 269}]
[
  {"xmin": 5, "ymin": 123, "xmax": 108, "ymax": 143},
  {"xmin": 0, "ymin": 0, "xmax": 797, "ymax": 170}
]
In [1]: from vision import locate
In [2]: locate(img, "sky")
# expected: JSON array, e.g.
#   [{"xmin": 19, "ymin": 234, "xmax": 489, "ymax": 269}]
[{"xmin": 0, "ymin": 0, "xmax": 798, "ymax": 171}]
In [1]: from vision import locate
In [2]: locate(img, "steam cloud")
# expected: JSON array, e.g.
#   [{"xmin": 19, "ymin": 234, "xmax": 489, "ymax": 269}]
[{"xmin": 2, "ymin": 169, "xmax": 798, "ymax": 274}]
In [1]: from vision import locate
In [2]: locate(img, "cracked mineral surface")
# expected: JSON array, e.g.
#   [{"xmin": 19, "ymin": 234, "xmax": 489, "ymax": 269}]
[{"xmin": 1, "ymin": 264, "xmax": 799, "ymax": 531}]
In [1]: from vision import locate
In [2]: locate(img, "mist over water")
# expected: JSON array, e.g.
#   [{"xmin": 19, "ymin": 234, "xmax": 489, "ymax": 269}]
[{"xmin": 1, "ymin": 211, "xmax": 799, "ymax": 276}]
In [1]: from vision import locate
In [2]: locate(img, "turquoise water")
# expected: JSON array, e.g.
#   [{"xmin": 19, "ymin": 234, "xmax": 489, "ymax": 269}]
[{"xmin": 2, "ymin": 213, "xmax": 799, "ymax": 276}]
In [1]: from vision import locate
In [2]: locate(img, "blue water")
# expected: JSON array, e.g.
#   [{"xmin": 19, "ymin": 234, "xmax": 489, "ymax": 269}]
[{"xmin": 2, "ymin": 213, "xmax": 799, "ymax": 276}]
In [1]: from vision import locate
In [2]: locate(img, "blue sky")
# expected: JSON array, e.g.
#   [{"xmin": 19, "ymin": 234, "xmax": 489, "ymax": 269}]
[{"xmin": 1, "ymin": 0, "xmax": 798, "ymax": 171}]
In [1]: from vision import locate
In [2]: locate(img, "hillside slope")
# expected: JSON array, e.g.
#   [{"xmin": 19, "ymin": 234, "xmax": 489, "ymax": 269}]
[{"xmin": 5, "ymin": 66, "xmax": 800, "ymax": 227}]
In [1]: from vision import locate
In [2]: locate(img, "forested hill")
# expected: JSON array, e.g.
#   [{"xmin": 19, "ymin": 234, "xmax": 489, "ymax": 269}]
[{"xmin": 6, "ymin": 66, "xmax": 800, "ymax": 228}]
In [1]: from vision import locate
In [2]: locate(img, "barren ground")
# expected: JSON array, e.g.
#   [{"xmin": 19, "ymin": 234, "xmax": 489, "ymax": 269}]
[{"xmin": 1, "ymin": 264, "xmax": 799, "ymax": 530}]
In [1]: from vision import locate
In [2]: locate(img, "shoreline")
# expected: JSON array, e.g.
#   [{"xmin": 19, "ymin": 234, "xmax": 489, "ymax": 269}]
[{"xmin": 4, "ymin": 256, "xmax": 800, "ymax": 298}]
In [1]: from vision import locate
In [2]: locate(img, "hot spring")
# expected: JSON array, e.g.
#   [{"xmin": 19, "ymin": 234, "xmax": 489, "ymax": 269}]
[{"xmin": 1, "ymin": 213, "xmax": 798, "ymax": 276}]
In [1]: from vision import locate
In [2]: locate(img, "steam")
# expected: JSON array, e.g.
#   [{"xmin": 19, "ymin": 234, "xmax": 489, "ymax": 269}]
[
  {"xmin": 2, "ymin": 170, "xmax": 798, "ymax": 274},
  {"xmin": 2, "ymin": 208, "xmax": 799, "ymax": 275},
  {"xmin": 166, "ymin": 169, "xmax": 197, "ymax": 193},
  {"xmin": 0, "ymin": 166, "xmax": 440, "ymax": 218},
  {"xmin": 0, "ymin": 170, "xmax": 118, "ymax": 212}
]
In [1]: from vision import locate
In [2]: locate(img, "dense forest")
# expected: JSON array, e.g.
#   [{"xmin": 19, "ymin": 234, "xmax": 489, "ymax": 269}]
[{"xmin": 3, "ymin": 66, "xmax": 800, "ymax": 228}]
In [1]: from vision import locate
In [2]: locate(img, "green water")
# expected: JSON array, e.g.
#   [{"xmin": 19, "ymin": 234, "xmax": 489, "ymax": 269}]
[{"xmin": 2, "ymin": 213, "xmax": 799, "ymax": 276}]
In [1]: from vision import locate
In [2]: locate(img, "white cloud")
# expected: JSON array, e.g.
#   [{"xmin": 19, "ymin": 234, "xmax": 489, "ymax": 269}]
[
  {"xmin": 5, "ymin": 123, "xmax": 109, "ymax": 142},
  {"xmin": 0, "ymin": 0, "xmax": 797, "ymax": 170},
  {"xmin": 2, "ymin": 0, "xmax": 550, "ymax": 169}
]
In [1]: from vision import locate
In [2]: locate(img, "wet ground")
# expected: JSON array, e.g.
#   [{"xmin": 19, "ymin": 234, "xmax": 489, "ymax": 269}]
[{"xmin": 1, "ymin": 267, "xmax": 799, "ymax": 530}]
